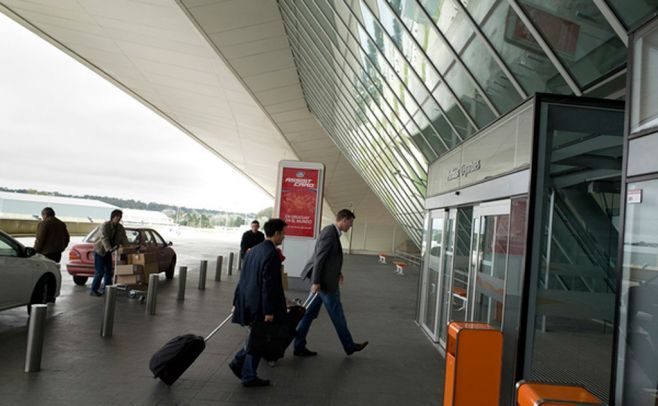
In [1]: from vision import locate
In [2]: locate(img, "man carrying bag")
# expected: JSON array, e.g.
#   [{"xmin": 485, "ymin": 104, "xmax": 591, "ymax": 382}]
[{"xmin": 230, "ymin": 218, "xmax": 288, "ymax": 387}]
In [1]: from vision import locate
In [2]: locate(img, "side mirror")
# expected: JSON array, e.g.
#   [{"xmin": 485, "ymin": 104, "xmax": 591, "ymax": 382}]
[
  {"xmin": 168, "ymin": 241, "xmax": 173, "ymax": 246},
  {"xmin": 25, "ymin": 247, "xmax": 36, "ymax": 257}
]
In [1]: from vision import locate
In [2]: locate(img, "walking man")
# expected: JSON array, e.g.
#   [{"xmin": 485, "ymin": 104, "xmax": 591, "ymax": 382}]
[
  {"xmin": 294, "ymin": 209, "xmax": 368, "ymax": 357},
  {"xmin": 230, "ymin": 218, "xmax": 287, "ymax": 387},
  {"xmin": 240, "ymin": 220, "xmax": 265, "ymax": 261},
  {"xmin": 90, "ymin": 209, "xmax": 128, "ymax": 296},
  {"xmin": 34, "ymin": 207, "xmax": 70, "ymax": 263}
]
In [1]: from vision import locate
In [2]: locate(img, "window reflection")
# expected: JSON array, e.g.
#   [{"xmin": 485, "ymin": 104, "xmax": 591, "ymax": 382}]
[
  {"xmin": 618, "ymin": 180, "xmax": 658, "ymax": 405},
  {"xmin": 517, "ymin": 0, "xmax": 626, "ymax": 88}
]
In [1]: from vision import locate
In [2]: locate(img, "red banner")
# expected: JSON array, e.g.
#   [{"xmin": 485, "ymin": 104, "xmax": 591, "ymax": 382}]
[{"xmin": 278, "ymin": 167, "xmax": 320, "ymax": 238}]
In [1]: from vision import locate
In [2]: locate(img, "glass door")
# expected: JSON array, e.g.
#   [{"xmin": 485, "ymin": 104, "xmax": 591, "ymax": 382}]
[
  {"xmin": 439, "ymin": 207, "xmax": 474, "ymax": 345},
  {"xmin": 469, "ymin": 200, "xmax": 512, "ymax": 328},
  {"xmin": 419, "ymin": 210, "xmax": 446, "ymax": 341}
]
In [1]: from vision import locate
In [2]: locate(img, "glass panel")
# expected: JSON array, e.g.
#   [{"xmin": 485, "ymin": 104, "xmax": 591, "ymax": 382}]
[
  {"xmin": 525, "ymin": 101, "xmax": 624, "ymax": 402},
  {"xmin": 607, "ymin": 0, "xmax": 658, "ymax": 30},
  {"xmin": 631, "ymin": 23, "xmax": 658, "ymax": 133},
  {"xmin": 478, "ymin": 0, "xmax": 570, "ymax": 95},
  {"xmin": 500, "ymin": 196, "xmax": 529, "ymax": 406},
  {"xmin": 388, "ymin": 0, "xmax": 480, "ymax": 136},
  {"xmin": 447, "ymin": 207, "xmax": 473, "ymax": 330},
  {"xmin": 439, "ymin": 213, "xmax": 455, "ymax": 342},
  {"xmin": 472, "ymin": 213, "xmax": 509, "ymax": 328},
  {"xmin": 417, "ymin": 0, "xmax": 498, "ymax": 126},
  {"xmin": 442, "ymin": 0, "xmax": 523, "ymax": 114},
  {"xmin": 517, "ymin": 0, "xmax": 627, "ymax": 88},
  {"xmin": 460, "ymin": 0, "xmax": 496, "ymax": 24},
  {"xmin": 616, "ymin": 179, "xmax": 658, "ymax": 405},
  {"xmin": 422, "ymin": 214, "xmax": 445, "ymax": 337}
]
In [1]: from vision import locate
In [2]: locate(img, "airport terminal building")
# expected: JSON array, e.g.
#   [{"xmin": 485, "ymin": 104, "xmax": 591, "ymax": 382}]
[{"xmin": 2, "ymin": 1, "xmax": 658, "ymax": 404}]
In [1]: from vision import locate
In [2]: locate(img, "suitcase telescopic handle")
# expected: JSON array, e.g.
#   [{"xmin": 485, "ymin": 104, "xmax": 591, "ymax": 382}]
[
  {"xmin": 303, "ymin": 292, "xmax": 319, "ymax": 308},
  {"xmin": 205, "ymin": 312, "xmax": 233, "ymax": 342}
]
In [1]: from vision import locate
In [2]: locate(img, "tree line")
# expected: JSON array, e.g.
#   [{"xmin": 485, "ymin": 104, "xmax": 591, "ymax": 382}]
[{"xmin": 0, "ymin": 187, "xmax": 273, "ymax": 229}]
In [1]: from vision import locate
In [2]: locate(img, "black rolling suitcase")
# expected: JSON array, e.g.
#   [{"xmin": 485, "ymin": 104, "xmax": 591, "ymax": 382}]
[{"xmin": 149, "ymin": 313, "xmax": 233, "ymax": 385}]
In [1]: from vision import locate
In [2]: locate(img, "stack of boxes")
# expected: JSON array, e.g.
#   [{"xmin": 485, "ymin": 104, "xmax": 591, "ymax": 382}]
[{"xmin": 114, "ymin": 252, "xmax": 158, "ymax": 285}]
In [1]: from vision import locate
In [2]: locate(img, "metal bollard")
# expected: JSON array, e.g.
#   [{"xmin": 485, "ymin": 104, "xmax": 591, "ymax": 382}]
[
  {"xmin": 215, "ymin": 256, "xmax": 223, "ymax": 281},
  {"xmin": 146, "ymin": 274, "xmax": 159, "ymax": 315},
  {"xmin": 177, "ymin": 266, "xmax": 187, "ymax": 301},
  {"xmin": 25, "ymin": 304, "xmax": 48, "ymax": 373},
  {"xmin": 100, "ymin": 286, "xmax": 117, "ymax": 338},
  {"xmin": 198, "ymin": 260, "xmax": 207, "ymax": 290},
  {"xmin": 228, "ymin": 252, "xmax": 234, "ymax": 276}
]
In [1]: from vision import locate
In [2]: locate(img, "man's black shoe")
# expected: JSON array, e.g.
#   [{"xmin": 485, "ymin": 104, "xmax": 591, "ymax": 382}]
[
  {"xmin": 228, "ymin": 362, "xmax": 242, "ymax": 379},
  {"xmin": 242, "ymin": 377, "xmax": 270, "ymax": 387},
  {"xmin": 293, "ymin": 348, "xmax": 318, "ymax": 357},
  {"xmin": 347, "ymin": 341, "xmax": 369, "ymax": 355}
]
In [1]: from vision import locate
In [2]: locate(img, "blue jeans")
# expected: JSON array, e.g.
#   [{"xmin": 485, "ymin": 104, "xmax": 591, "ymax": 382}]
[
  {"xmin": 294, "ymin": 288, "xmax": 356, "ymax": 354},
  {"xmin": 232, "ymin": 331, "xmax": 261, "ymax": 383},
  {"xmin": 91, "ymin": 252, "xmax": 113, "ymax": 293}
]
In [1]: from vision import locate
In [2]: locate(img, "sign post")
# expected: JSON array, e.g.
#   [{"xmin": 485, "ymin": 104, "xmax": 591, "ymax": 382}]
[{"xmin": 275, "ymin": 161, "xmax": 325, "ymax": 279}]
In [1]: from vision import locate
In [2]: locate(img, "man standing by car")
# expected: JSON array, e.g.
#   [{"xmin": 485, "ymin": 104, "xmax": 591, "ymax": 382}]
[
  {"xmin": 240, "ymin": 220, "xmax": 265, "ymax": 263},
  {"xmin": 90, "ymin": 209, "xmax": 128, "ymax": 296},
  {"xmin": 230, "ymin": 218, "xmax": 287, "ymax": 387},
  {"xmin": 34, "ymin": 207, "xmax": 70, "ymax": 263}
]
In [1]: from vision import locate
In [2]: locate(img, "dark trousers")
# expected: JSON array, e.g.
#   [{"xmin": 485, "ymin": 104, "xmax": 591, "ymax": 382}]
[
  {"xmin": 44, "ymin": 252, "xmax": 62, "ymax": 263},
  {"xmin": 91, "ymin": 252, "xmax": 113, "ymax": 293},
  {"xmin": 294, "ymin": 288, "xmax": 356, "ymax": 354}
]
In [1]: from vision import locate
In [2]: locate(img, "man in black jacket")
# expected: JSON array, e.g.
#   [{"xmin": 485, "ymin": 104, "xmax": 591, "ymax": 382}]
[
  {"xmin": 230, "ymin": 218, "xmax": 287, "ymax": 387},
  {"xmin": 239, "ymin": 220, "xmax": 265, "ymax": 260}
]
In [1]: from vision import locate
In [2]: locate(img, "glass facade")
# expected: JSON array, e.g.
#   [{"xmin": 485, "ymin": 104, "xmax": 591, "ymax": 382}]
[{"xmin": 279, "ymin": 0, "xmax": 648, "ymax": 244}]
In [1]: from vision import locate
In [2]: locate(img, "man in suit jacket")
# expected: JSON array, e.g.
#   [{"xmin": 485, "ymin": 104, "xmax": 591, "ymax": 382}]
[
  {"xmin": 294, "ymin": 209, "xmax": 368, "ymax": 357},
  {"xmin": 230, "ymin": 218, "xmax": 287, "ymax": 387}
]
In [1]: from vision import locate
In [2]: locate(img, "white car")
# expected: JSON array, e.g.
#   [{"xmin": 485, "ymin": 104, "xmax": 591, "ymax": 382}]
[{"xmin": 0, "ymin": 229, "xmax": 61, "ymax": 313}]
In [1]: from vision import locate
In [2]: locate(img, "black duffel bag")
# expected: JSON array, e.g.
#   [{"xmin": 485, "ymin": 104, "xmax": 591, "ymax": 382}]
[{"xmin": 247, "ymin": 304, "xmax": 307, "ymax": 361}]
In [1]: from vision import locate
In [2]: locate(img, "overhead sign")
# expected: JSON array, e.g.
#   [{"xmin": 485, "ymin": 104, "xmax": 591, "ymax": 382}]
[{"xmin": 447, "ymin": 160, "xmax": 482, "ymax": 181}]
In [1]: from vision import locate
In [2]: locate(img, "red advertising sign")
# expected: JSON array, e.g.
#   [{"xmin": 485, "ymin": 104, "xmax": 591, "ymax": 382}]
[{"xmin": 278, "ymin": 167, "xmax": 320, "ymax": 238}]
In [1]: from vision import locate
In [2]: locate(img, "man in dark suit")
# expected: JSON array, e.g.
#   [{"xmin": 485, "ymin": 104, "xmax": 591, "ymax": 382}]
[
  {"xmin": 293, "ymin": 209, "xmax": 368, "ymax": 357},
  {"xmin": 230, "ymin": 218, "xmax": 287, "ymax": 387}
]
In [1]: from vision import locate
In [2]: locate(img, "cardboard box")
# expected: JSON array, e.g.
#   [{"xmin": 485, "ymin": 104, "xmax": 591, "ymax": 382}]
[
  {"xmin": 115, "ymin": 264, "xmax": 143, "ymax": 276},
  {"xmin": 127, "ymin": 253, "xmax": 158, "ymax": 284},
  {"xmin": 115, "ymin": 274, "xmax": 142, "ymax": 285}
]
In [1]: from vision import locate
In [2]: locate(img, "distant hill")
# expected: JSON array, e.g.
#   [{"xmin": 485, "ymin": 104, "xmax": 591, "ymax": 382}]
[{"xmin": 0, "ymin": 187, "xmax": 259, "ymax": 228}]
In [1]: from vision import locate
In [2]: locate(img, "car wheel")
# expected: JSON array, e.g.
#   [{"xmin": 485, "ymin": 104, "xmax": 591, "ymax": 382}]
[
  {"xmin": 73, "ymin": 275, "xmax": 88, "ymax": 286},
  {"xmin": 28, "ymin": 278, "xmax": 54, "ymax": 315},
  {"xmin": 165, "ymin": 256, "xmax": 176, "ymax": 280}
]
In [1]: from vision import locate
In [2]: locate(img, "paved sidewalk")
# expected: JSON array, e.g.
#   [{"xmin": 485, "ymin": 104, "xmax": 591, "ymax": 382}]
[{"xmin": 0, "ymin": 254, "xmax": 443, "ymax": 405}]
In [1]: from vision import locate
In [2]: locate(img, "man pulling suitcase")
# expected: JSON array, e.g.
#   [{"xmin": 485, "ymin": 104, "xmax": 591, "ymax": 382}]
[{"xmin": 229, "ymin": 218, "xmax": 288, "ymax": 387}]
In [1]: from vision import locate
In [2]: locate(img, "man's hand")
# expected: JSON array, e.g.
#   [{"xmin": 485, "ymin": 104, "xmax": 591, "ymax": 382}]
[
  {"xmin": 339, "ymin": 274, "xmax": 344, "ymax": 285},
  {"xmin": 264, "ymin": 314, "xmax": 274, "ymax": 322},
  {"xmin": 311, "ymin": 283, "xmax": 320, "ymax": 293}
]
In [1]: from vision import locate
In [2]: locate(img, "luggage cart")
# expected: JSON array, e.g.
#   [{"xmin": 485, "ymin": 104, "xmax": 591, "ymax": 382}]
[{"xmin": 112, "ymin": 250, "xmax": 147, "ymax": 303}]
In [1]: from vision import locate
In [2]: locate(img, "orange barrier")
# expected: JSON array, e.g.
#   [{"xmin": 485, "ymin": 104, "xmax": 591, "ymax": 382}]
[
  {"xmin": 516, "ymin": 381, "xmax": 605, "ymax": 405},
  {"xmin": 443, "ymin": 322, "xmax": 503, "ymax": 406}
]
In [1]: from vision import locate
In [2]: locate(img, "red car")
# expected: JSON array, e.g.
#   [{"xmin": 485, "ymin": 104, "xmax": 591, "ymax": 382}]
[{"xmin": 67, "ymin": 226, "xmax": 176, "ymax": 285}]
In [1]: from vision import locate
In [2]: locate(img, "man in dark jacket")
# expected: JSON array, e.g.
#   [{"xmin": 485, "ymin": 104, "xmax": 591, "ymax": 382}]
[
  {"xmin": 230, "ymin": 218, "xmax": 287, "ymax": 387},
  {"xmin": 294, "ymin": 209, "xmax": 368, "ymax": 357},
  {"xmin": 240, "ymin": 220, "xmax": 265, "ymax": 260},
  {"xmin": 34, "ymin": 207, "xmax": 70, "ymax": 263}
]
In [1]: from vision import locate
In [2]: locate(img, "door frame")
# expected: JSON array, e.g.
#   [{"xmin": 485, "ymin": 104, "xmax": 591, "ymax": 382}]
[{"xmin": 419, "ymin": 209, "xmax": 447, "ymax": 341}]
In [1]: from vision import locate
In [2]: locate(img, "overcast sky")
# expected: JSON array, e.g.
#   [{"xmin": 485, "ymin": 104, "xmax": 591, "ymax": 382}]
[{"xmin": 0, "ymin": 13, "xmax": 273, "ymax": 213}]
